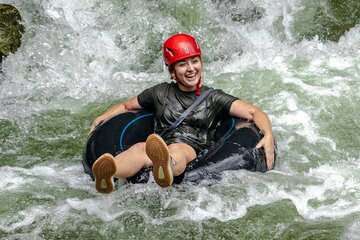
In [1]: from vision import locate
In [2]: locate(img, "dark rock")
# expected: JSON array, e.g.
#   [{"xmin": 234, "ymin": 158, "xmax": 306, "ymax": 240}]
[{"xmin": 0, "ymin": 4, "xmax": 25, "ymax": 62}]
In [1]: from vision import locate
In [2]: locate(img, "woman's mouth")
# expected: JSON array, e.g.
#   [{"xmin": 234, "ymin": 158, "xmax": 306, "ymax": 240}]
[{"xmin": 185, "ymin": 73, "xmax": 197, "ymax": 81}]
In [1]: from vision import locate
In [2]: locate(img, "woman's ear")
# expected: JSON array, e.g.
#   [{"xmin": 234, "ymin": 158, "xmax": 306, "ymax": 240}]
[{"xmin": 170, "ymin": 71, "xmax": 176, "ymax": 80}]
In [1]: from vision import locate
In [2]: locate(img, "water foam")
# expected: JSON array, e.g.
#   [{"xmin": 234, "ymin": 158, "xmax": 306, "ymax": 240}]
[{"xmin": 1, "ymin": 0, "xmax": 360, "ymax": 237}]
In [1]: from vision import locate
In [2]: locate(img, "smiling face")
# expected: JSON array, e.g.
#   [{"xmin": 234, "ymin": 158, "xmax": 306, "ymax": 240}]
[{"xmin": 170, "ymin": 56, "xmax": 203, "ymax": 92}]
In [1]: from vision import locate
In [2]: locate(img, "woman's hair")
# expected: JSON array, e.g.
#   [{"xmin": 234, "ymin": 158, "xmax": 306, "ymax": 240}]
[{"xmin": 168, "ymin": 64, "xmax": 174, "ymax": 74}]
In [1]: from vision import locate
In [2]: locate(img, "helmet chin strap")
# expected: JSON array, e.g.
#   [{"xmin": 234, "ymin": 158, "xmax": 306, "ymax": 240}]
[{"xmin": 196, "ymin": 76, "xmax": 202, "ymax": 96}]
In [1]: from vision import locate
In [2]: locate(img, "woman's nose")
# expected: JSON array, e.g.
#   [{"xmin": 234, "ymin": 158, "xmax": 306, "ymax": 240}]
[{"xmin": 187, "ymin": 63, "xmax": 195, "ymax": 71}]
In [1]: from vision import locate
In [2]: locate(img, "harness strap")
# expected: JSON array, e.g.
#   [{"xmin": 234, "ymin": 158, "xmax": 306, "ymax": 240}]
[{"xmin": 160, "ymin": 88, "xmax": 215, "ymax": 137}]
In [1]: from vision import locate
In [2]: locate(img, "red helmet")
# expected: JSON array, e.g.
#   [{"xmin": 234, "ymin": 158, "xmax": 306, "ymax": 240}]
[{"xmin": 163, "ymin": 33, "xmax": 201, "ymax": 66}]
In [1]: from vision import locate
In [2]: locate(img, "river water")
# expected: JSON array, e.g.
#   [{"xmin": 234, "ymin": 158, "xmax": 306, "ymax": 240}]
[{"xmin": 1, "ymin": 0, "xmax": 360, "ymax": 239}]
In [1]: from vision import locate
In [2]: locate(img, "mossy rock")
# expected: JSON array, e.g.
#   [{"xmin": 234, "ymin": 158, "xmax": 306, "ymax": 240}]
[{"xmin": 0, "ymin": 4, "xmax": 25, "ymax": 61}]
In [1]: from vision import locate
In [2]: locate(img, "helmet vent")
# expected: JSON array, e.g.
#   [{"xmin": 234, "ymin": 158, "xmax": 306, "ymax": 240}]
[{"xmin": 165, "ymin": 48, "xmax": 174, "ymax": 56}]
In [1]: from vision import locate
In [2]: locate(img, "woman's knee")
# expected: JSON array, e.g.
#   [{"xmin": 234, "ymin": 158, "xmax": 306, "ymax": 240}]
[
  {"xmin": 168, "ymin": 143, "xmax": 196, "ymax": 161},
  {"xmin": 127, "ymin": 142, "xmax": 152, "ymax": 166}
]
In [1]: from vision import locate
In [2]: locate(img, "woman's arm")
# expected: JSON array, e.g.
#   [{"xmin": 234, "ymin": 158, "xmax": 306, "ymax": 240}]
[
  {"xmin": 90, "ymin": 96, "xmax": 142, "ymax": 133},
  {"xmin": 229, "ymin": 99, "xmax": 275, "ymax": 169}
]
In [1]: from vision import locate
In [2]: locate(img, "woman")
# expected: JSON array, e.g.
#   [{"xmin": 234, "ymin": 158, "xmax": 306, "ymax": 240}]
[{"xmin": 90, "ymin": 33, "xmax": 275, "ymax": 194}]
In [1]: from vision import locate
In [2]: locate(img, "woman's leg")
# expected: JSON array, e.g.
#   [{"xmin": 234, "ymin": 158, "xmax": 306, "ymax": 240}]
[
  {"xmin": 113, "ymin": 142, "xmax": 152, "ymax": 179},
  {"xmin": 92, "ymin": 142, "xmax": 152, "ymax": 194},
  {"xmin": 168, "ymin": 143, "xmax": 197, "ymax": 176},
  {"xmin": 145, "ymin": 134, "xmax": 196, "ymax": 187},
  {"xmin": 92, "ymin": 135, "xmax": 197, "ymax": 192}
]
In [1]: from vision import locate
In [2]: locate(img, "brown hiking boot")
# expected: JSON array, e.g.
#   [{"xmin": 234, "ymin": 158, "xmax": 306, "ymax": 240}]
[
  {"xmin": 92, "ymin": 153, "xmax": 116, "ymax": 194},
  {"xmin": 145, "ymin": 134, "xmax": 173, "ymax": 187}
]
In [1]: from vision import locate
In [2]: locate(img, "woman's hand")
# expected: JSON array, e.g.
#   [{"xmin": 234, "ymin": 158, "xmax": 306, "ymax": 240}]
[
  {"xmin": 89, "ymin": 96, "xmax": 142, "ymax": 134},
  {"xmin": 229, "ymin": 99, "xmax": 276, "ymax": 170},
  {"xmin": 256, "ymin": 133, "xmax": 275, "ymax": 170},
  {"xmin": 90, "ymin": 116, "xmax": 107, "ymax": 133}
]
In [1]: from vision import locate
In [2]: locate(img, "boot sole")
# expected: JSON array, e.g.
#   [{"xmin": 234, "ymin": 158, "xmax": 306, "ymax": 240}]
[
  {"xmin": 145, "ymin": 134, "xmax": 173, "ymax": 187},
  {"xmin": 92, "ymin": 153, "xmax": 116, "ymax": 194}
]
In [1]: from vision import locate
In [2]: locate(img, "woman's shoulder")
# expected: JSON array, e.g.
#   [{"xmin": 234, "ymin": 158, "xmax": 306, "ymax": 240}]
[
  {"xmin": 151, "ymin": 81, "xmax": 173, "ymax": 90},
  {"xmin": 201, "ymin": 85, "xmax": 224, "ymax": 94},
  {"xmin": 141, "ymin": 82, "xmax": 171, "ymax": 93},
  {"xmin": 203, "ymin": 86, "xmax": 239, "ymax": 103}
]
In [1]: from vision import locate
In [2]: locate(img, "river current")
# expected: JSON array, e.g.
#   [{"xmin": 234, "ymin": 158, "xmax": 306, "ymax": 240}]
[{"xmin": 1, "ymin": 0, "xmax": 360, "ymax": 239}]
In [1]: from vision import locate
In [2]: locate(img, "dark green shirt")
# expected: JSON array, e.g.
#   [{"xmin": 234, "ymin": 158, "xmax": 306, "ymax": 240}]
[{"xmin": 138, "ymin": 82, "xmax": 238, "ymax": 151}]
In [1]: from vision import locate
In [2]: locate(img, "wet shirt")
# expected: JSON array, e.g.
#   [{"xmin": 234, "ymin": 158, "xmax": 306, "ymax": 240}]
[{"xmin": 137, "ymin": 82, "xmax": 238, "ymax": 151}]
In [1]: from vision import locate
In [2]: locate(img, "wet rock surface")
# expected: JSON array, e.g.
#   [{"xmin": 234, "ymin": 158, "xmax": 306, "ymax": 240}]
[{"xmin": 0, "ymin": 4, "xmax": 25, "ymax": 62}]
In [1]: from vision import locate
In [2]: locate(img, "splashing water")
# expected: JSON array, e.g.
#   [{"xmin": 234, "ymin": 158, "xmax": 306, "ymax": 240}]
[{"xmin": 1, "ymin": 0, "xmax": 360, "ymax": 239}]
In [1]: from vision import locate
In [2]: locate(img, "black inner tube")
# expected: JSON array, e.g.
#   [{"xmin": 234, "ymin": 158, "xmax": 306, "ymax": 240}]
[{"xmin": 82, "ymin": 110, "xmax": 270, "ymax": 184}]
